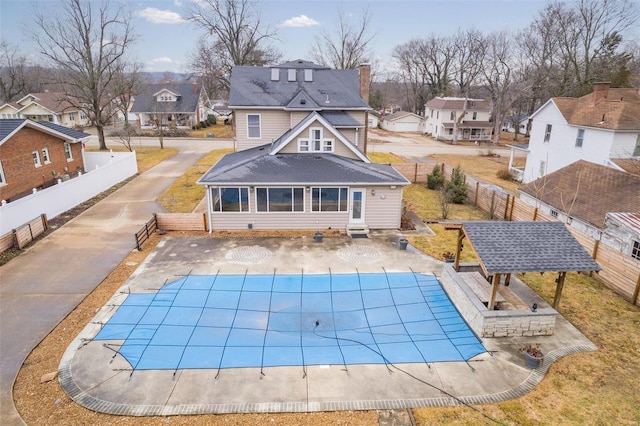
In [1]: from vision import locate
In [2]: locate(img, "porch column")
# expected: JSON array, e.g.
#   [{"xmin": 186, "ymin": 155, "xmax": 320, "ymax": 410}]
[
  {"xmin": 508, "ymin": 148, "xmax": 515, "ymax": 171},
  {"xmin": 552, "ymin": 271, "xmax": 567, "ymax": 309},
  {"xmin": 488, "ymin": 273, "xmax": 501, "ymax": 310}
]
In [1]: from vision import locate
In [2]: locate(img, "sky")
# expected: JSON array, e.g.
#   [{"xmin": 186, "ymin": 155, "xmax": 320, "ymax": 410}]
[{"xmin": 0, "ymin": 0, "xmax": 622, "ymax": 76}]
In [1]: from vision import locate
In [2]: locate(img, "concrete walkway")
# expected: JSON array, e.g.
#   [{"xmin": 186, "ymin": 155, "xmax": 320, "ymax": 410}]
[{"xmin": 0, "ymin": 138, "xmax": 230, "ymax": 425}]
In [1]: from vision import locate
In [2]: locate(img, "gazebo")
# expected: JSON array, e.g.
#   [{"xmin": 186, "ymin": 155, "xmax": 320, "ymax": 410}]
[{"xmin": 446, "ymin": 221, "xmax": 601, "ymax": 310}]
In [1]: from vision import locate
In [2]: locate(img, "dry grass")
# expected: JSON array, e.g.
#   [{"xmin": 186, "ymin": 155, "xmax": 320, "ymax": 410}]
[
  {"xmin": 190, "ymin": 123, "xmax": 235, "ymax": 139},
  {"xmin": 367, "ymin": 152, "xmax": 406, "ymax": 164},
  {"xmin": 428, "ymin": 154, "xmax": 523, "ymax": 193},
  {"xmin": 157, "ymin": 149, "xmax": 233, "ymax": 213},
  {"xmin": 86, "ymin": 146, "xmax": 178, "ymax": 174},
  {"xmin": 13, "ymin": 231, "xmax": 377, "ymax": 425}
]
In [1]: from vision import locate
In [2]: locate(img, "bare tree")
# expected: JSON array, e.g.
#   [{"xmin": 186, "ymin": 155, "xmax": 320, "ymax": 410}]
[
  {"xmin": 32, "ymin": 0, "xmax": 135, "ymax": 150},
  {"xmin": 311, "ymin": 6, "xmax": 375, "ymax": 69},
  {"xmin": 110, "ymin": 61, "xmax": 143, "ymax": 128},
  {"xmin": 187, "ymin": 0, "xmax": 281, "ymax": 92},
  {"xmin": 392, "ymin": 39, "xmax": 430, "ymax": 114},
  {"xmin": 0, "ymin": 42, "xmax": 47, "ymax": 103},
  {"xmin": 188, "ymin": 36, "xmax": 229, "ymax": 101}
]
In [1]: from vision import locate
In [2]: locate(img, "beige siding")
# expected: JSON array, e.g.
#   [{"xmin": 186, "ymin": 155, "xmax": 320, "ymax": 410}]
[
  {"xmin": 363, "ymin": 186, "xmax": 403, "ymax": 229},
  {"xmin": 236, "ymin": 109, "xmax": 291, "ymax": 151},
  {"xmin": 206, "ymin": 185, "xmax": 403, "ymax": 230},
  {"xmin": 290, "ymin": 111, "xmax": 310, "ymax": 127},
  {"xmin": 277, "ymin": 120, "xmax": 362, "ymax": 160}
]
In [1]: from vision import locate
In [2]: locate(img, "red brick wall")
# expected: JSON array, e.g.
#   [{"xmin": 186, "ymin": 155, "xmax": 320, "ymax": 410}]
[{"xmin": 0, "ymin": 127, "xmax": 84, "ymax": 201}]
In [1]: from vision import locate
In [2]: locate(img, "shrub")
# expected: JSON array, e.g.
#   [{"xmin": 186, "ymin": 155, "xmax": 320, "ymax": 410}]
[
  {"xmin": 207, "ymin": 114, "xmax": 217, "ymax": 125},
  {"xmin": 497, "ymin": 167, "xmax": 514, "ymax": 181},
  {"xmin": 445, "ymin": 165, "xmax": 468, "ymax": 204},
  {"xmin": 426, "ymin": 165, "xmax": 445, "ymax": 190},
  {"xmin": 200, "ymin": 121, "xmax": 206, "ymax": 129}
]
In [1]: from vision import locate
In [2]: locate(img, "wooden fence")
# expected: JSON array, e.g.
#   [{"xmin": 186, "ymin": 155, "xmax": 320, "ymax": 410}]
[
  {"xmin": 134, "ymin": 214, "xmax": 158, "ymax": 251},
  {"xmin": 0, "ymin": 214, "xmax": 49, "ymax": 254},
  {"xmin": 392, "ymin": 160, "xmax": 640, "ymax": 306},
  {"xmin": 156, "ymin": 213, "xmax": 207, "ymax": 231}
]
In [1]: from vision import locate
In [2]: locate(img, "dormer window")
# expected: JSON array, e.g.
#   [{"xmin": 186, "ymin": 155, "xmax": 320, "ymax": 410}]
[
  {"xmin": 288, "ymin": 69, "xmax": 296, "ymax": 82},
  {"xmin": 298, "ymin": 127, "xmax": 334, "ymax": 153}
]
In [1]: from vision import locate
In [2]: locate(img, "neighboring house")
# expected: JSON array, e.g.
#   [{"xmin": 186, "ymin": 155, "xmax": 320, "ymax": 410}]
[
  {"xmin": 423, "ymin": 97, "xmax": 492, "ymax": 142},
  {"xmin": 379, "ymin": 111, "xmax": 423, "ymax": 132},
  {"xmin": 502, "ymin": 113, "xmax": 529, "ymax": 133},
  {"xmin": 0, "ymin": 102, "xmax": 21, "ymax": 119},
  {"xmin": 518, "ymin": 160, "xmax": 640, "ymax": 259},
  {"xmin": 522, "ymin": 83, "xmax": 640, "ymax": 183},
  {"xmin": 0, "ymin": 119, "xmax": 90, "ymax": 202},
  {"xmin": 197, "ymin": 60, "xmax": 410, "ymax": 232},
  {"xmin": 368, "ymin": 111, "xmax": 381, "ymax": 128},
  {"xmin": 10, "ymin": 92, "xmax": 91, "ymax": 128},
  {"xmin": 131, "ymin": 83, "xmax": 209, "ymax": 129},
  {"xmin": 210, "ymin": 103, "xmax": 232, "ymax": 123}
]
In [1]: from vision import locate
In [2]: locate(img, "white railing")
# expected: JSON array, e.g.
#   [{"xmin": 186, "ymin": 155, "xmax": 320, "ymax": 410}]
[
  {"xmin": 469, "ymin": 134, "xmax": 491, "ymax": 140},
  {"xmin": 0, "ymin": 151, "xmax": 137, "ymax": 235}
]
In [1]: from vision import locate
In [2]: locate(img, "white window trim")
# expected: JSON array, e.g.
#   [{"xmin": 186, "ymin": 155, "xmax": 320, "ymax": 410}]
[
  {"xmin": 247, "ymin": 114, "xmax": 261, "ymax": 139},
  {"xmin": 631, "ymin": 240, "xmax": 640, "ymax": 260},
  {"xmin": 212, "ymin": 187, "xmax": 250, "ymax": 213},
  {"xmin": 298, "ymin": 139, "xmax": 310, "ymax": 152},
  {"xmin": 311, "ymin": 187, "xmax": 349, "ymax": 212},
  {"xmin": 544, "ymin": 124, "xmax": 552, "ymax": 142},
  {"xmin": 32, "ymin": 151, "xmax": 42, "ymax": 168},
  {"xmin": 42, "ymin": 148, "xmax": 51, "ymax": 164},
  {"xmin": 0, "ymin": 160, "xmax": 6, "ymax": 186},
  {"xmin": 575, "ymin": 128, "xmax": 585, "ymax": 148},
  {"xmin": 64, "ymin": 142, "xmax": 73, "ymax": 161},
  {"xmin": 255, "ymin": 187, "xmax": 305, "ymax": 213},
  {"xmin": 298, "ymin": 127, "xmax": 334, "ymax": 153}
]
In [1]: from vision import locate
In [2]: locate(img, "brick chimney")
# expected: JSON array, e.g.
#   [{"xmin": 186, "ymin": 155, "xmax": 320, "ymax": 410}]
[
  {"xmin": 359, "ymin": 63, "xmax": 371, "ymax": 104},
  {"xmin": 193, "ymin": 83, "xmax": 198, "ymax": 94},
  {"xmin": 590, "ymin": 81, "xmax": 610, "ymax": 106}
]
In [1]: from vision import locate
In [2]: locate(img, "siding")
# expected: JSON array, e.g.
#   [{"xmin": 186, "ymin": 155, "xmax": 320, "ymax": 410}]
[
  {"xmin": 236, "ymin": 109, "xmax": 291, "ymax": 151},
  {"xmin": 363, "ymin": 187, "xmax": 403, "ymax": 228},
  {"xmin": 277, "ymin": 120, "xmax": 361, "ymax": 160}
]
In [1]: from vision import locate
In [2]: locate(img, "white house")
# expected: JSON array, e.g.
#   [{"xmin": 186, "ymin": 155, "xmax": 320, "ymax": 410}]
[
  {"xmin": 422, "ymin": 97, "xmax": 492, "ymax": 142},
  {"xmin": 379, "ymin": 111, "xmax": 422, "ymax": 132},
  {"xmin": 522, "ymin": 83, "xmax": 640, "ymax": 183}
]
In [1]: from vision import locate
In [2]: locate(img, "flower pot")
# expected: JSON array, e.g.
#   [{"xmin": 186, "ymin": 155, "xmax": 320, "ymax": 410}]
[
  {"xmin": 524, "ymin": 351, "xmax": 544, "ymax": 369},
  {"xmin": 314, "ymin": 232, "xmax": 323, "ymax": 243},
  {"xmin": 444, "ymin": 257, "xmax": 455, "ymax": 263},
  {"xmin": 398, "ymin": 238, "xmax": 408, "ymax": 250}
]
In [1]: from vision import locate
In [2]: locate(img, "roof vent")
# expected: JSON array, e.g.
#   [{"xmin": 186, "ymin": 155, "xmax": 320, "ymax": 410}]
[
  {"xmin": 304, "ymin": 69, "xmax": 313, "ymax": 82},
  {"xmin": 325, "ymin": 95, "xmax": 330, "ymax": 104},
  {"xmin": 287, "ymin": 69, "xmax": 296, "ymax": 82},
  {"xmin": 270, "ymin": 68, "xmax": 279, "ymax": 81},
  {"xmin": 300, "ymin": 99, "xmax": 306, "ymax": 105}
]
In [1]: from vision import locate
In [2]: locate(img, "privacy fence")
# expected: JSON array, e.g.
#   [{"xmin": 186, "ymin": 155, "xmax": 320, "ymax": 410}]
[{"xmin": 392, "ymin": 160, "xmax": 640, "ymax": 307}]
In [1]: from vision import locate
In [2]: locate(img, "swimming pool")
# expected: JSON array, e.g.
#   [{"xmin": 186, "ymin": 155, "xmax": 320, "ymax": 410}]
[{"xmin": 95, "ymin": 272, "xmax": 485, "ymax": 371}]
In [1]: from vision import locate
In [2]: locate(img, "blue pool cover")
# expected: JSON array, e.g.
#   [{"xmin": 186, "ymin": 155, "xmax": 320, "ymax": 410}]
[{"xmin": 95, "ymin": 272, "xmax": 485, "ymax": 370}]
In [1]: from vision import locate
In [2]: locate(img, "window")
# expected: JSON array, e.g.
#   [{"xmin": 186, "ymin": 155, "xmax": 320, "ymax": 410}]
[
  {"xmin": 41, "ymin": 148, "xmax": 50, "ymax": 164},
  {"xmin": 212, "ymin": 187, "xmax": 249, "ymax": 212},
  {"xmin": 32, "ymin": 151, "xmax": 42, "ymax": 167},
  {"xmin": 472, "ymin": 112, "xmax": 477, "ymax": 120},
  {"xmin": 312, "ymin": 187, "xmax": 348, "ymax": 212},
  {"xmin": 448, "ymin": 128, "xmax": 453, "ymax": 135},
  {"xmin": 550, "ymin": 209, "xmax": 558, "ymax": 218},
  {"xmin": 80, "ymin": 112, "xmax": 87, "ymax": 120},
  {"xmin": 450, "ymin": 111, "xmax": 455, "ymax": 120},
  {"xmin": 575, "ymin": 129, "xmax": 585, "ymax": 147},
  {"xmin": 633, "ymin": 134, "xmax": 640, "ymax": 157},
  {"xmin": 247, "ymin": 114, "xmax": 261, "ymax": 138},
  {"xmin": 69, "ymin": 112, "xmax": 75, "ymax": 121},
  {"xmin": 0, "ymin": 161, "xmax": 6, "ymax": 186},
  {"xmin": 436, "ymin": 111, "xmax": 439, "ymax": 119},
  {"xmin": 632, "ymin": 240, "xmax": 640, "ymax": 260},
  {"xmin": 256, "ymin": 187, "xmax": 304, "ymax": 212},
  {"xmin": 539, "ymin": 160, "xmax": 546, "ymax": 177},
  {"xmin": 64, "ymin": 142, "xmax": 73, "ymax": 161},
  {"xmin": 298, "ymin": 128, "xmax": 334, "ymax": 153},
  {"xmin": 430, "ymin": 110, "xmax": 433, "ymax": 118},
  {"xmin": 544, "ymin": 124, "xmax": 552, "ymax": 142}
]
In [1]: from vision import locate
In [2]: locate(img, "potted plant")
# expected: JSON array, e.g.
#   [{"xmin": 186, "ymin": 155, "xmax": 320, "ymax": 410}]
[
  {"xmin": 442, "ymin": 251, "xmax": 455, "ymax": 263},
  {"xmin": 519, "ymin": 343, "xmax": 544, "ymax": 369}
]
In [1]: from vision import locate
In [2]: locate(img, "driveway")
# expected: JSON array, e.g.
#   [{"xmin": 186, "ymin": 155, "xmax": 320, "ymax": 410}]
[{"xmin": 0, "ymin": 137, "xmax": 232, "ymax": 426}]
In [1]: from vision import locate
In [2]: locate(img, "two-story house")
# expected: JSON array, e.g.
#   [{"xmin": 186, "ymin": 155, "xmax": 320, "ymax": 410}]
[
  {"xmin": 197, "ymin": 60, "xmax": 409, "ymax": 232},
  {"xmin": 0, "ymin": 93, "xmax": 91, "ymax": 128},
  {"xmin": 0, "ymin": 119, "xmax": 90, "ymax": 202},
  {"xmin": 522, "ymin": 83, "xmax": 640, "ymax": 183},
  {"xmin": 422, "ymin": 97, "xmax": 492, "ymax": 142},
  {"xmin": 131, "ymin": 83, "xmax": 209, "ymax": 129}
]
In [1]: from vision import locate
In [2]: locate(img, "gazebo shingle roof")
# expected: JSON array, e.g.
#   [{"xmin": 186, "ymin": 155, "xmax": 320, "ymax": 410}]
[{"xmin": 461, "ymin": 221, "xmax": 601, "ymax": 275}]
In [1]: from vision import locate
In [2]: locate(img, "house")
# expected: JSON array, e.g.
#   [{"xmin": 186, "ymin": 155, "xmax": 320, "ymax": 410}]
[
  {"xmin": 1, "ymin": 93, "xmax": 91, "ymax": 128},
  {"xmin": 502, "ymin": 113, "xmax": 529, "ymax": 134},
  {"xmin": 518, "ymin": 160, "xmax": 640, "ymax": 260},
  {"xmin": 0, "ymin": 119, "xmax": 90, "ymax": 202},
  {"xmin": 197, "ymin": 60, "xmax": 410, "ymax": 232},
  {"xmin": 131, "ymin": 83, "xmax": 209, "ymax": 129},
  {"xmin": 423, "ymin": 97, "xmax": 492, "ymax": 142},
  {"xmin": 367, "ymin": 111, "xmax": 381, "ymax": 128},
  {"xmin": 379, "ymin": 111, "xmax": 422, "ymax": 132},
  {"xmin": 522, "ymin": 83, "xmax": 640, "ymax": 183}
]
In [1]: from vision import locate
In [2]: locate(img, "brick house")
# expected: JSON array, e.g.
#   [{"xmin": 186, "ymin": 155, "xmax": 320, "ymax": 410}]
[{"xmin": 0, "ymin": 119, "xmax": 90, "ymax": 202}]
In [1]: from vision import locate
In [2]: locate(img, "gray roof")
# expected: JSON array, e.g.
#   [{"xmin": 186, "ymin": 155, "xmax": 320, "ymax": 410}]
[
  {"xmin": 130, "ymin": 83, "xmax": 202, "ymax": 114},
  {"xmin": 277, "ymin": 59, "xmax": 329, "ymax": 69},
  {"xmin": 228, "ymin": 64, "xmax": 370, "ymax": 110},
  {"xmin": 461, "ymin": 221, "xmax": 601, "ymax": 275},
  {"xmin": 198, "ymin": 146, "xmax": 409, "ymax": 185},
  {"xmin": 321, "ymin": 111, "xmax": 364, "ymax": 127},
  {"xmin": 0, "ymin": 118, "xmax": 90, "ymax": 143}
]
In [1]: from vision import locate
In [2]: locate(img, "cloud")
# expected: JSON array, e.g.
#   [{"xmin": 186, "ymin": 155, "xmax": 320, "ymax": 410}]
[
  {"xmin": 150, "ymin": 57, "xmax": 175, "ymax": 64},
  {"xmin": 136, "ymin": 7, "xmax": 185, "ymax": 24},
  {"xmin": 278, "ymin": 15, "xmax": 319, "ymax": 28},
  {"xmin": 173, "ymin": 0, "xmax": 183, "ymax": 6}
]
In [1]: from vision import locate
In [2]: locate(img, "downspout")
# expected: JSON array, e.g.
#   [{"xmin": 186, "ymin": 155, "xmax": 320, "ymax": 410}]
[{"xmin": 206, "ymin": 186, "xmax": 212, "ymax": 233}]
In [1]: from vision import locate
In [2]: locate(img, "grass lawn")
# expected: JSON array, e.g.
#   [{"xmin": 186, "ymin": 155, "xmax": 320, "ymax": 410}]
[
  {"xmin": 368, "ymin": 152, "xmax": 406, "ymax": 163},
  {"xmin": 157, "ymin": 149, "xmax": 233, "ymax": 212},
  {"xmin": 190, "ymin": 123, "xmax": 235, "ymax": 139},
  {"xmin": 86, "ymin": 146, "xmax": 178, "ymax": 174},
  {"xmin": 402, "ymin": 185, "xmax": 640, "ymax": 425},
  {"xmin": 428, "ymin": 153, "xmax": 524, "ymax": 193}
]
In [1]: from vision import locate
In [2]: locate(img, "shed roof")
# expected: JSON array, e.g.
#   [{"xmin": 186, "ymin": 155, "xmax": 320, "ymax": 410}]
[{"xmin": 460, "ymin": 221, "xmax": 601, "ymax": 275}]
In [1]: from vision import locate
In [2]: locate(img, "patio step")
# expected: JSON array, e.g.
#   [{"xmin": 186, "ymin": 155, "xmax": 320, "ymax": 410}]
[{"xmin": 346, "ymin": 224, "xmax": 369, "ymax": 237}]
